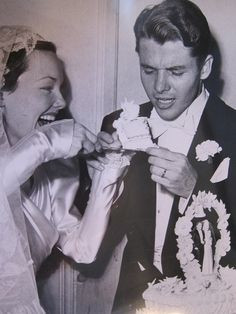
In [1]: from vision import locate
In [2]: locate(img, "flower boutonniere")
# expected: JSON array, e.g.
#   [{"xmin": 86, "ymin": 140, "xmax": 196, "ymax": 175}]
[
  {"xmin": 195, "ymin": 140, "xmax": 230, "ymax": 183},
  {"xmin": 195, "ymin": 140, "xmax": 222, "ymax": 163}
]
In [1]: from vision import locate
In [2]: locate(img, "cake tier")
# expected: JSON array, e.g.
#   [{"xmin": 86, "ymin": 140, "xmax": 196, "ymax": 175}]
[{"xmin": 137, "ymin": 289, "xmax": 234, "ymax": 314}]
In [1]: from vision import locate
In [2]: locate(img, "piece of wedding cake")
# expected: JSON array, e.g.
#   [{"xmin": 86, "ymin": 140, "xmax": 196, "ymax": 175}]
[
  {"xmin": 137, "ymin": 191, "xmax": 236, "ymax": 314},
  {"xmin": 113, "ymin": 99, "xmax": 156, "ymax": 151}
]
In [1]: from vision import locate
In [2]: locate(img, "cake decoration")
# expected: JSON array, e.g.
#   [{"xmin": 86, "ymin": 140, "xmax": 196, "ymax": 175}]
[
  {"xmin": 137, "ymin": 191, "xmax": 236, "ymax": 314},
  {"xmin": 113, "ymin": 99, "xmax": 157, "ymax": 151}
]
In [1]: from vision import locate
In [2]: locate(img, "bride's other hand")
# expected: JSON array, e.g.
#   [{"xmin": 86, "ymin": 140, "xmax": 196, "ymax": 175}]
[
  {"xmin": 70, "ymin": 122, "xmax": 97, "ymax": 156},
  {"xmin": 86, "ymin": 131, "xmax": 122, "ymax": 177},
  {"xmin": 96, "ymin": 131, "xmax": 122, "ymax": 152}
]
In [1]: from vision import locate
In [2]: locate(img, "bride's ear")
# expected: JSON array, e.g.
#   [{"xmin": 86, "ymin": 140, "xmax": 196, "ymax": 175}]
[{"xmin": 200, "ymin": 55, "xmax": 214, "ymax": 80}]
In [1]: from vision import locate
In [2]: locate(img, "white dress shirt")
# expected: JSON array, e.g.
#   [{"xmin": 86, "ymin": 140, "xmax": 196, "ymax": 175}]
[{"xmin": 148, "ymin": 87, "xmax": 209, "ymax": 273}]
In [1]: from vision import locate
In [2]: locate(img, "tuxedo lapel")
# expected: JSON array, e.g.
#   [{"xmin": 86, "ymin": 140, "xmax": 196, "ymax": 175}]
[
  {"xmin": 187, "ymin": 106, "xmax": 216, "ymax": 189},
  {"xmin": 187, "ymin": 95, "xmax": 226, "ymax": 195},
  {"xmin": 124, "ymin": 151, "xmax": 156, "ymax": 268}
]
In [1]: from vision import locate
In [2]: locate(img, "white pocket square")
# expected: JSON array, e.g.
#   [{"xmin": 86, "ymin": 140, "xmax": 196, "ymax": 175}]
[{"xmin": 210, "ymin": 157, "xmax": 230, "ymax": 183}]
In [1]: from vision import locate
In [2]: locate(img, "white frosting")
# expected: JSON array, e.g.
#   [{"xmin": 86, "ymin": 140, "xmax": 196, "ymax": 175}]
[
  {"xmin": 113, "ymin": 99, "xmax": 156, "ymax": 151},
  {"xmin": 138, "ymin": 191, "xmax": 236, "ymax": 314},
  {"xmin": 120, "ymin": 98, "xmax": 140, "ymax": 120},
  {"xmin": 138, "ymin": 274, "xmax": 235, "ymax": 314}
]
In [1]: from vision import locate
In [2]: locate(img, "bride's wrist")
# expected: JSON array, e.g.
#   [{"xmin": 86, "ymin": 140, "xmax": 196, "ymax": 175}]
[{"xmin": 104, "ymin": 152, "xmax": 130, "ymax": 169}]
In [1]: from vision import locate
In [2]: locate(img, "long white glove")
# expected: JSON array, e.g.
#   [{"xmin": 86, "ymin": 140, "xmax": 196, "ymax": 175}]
[
  {"xmin": 59, "ymin": 152, "xmax": 130, "ymax": 263},
  {"xmin": 3, "ymin": 119, "xmax": 96, "ymax": 195}
]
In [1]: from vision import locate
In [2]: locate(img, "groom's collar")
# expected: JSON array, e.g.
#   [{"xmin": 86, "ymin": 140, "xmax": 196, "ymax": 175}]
[{"xmin": 147, "ymin": 86, "xmax": 209, "ymax": 139}]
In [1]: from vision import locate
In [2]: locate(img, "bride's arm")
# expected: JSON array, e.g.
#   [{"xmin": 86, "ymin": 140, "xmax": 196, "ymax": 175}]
[
  {"xmin": 2, "ymin": 119, "xmax": 96, "ymax": 195},
  {"xmin": 55, "ymin": 153, "xmax": 130, "ymax": 263}
]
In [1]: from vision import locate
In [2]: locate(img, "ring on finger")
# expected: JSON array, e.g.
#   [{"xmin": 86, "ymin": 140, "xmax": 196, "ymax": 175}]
[{"xmin": 161, "ymin": 168, "xmax": 167, "ymax": 178}]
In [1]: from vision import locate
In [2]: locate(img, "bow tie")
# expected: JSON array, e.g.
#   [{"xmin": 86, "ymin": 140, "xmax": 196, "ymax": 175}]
[{"xmin": 148, "ymin": 112, "xmax": 196, "ymax": 139}]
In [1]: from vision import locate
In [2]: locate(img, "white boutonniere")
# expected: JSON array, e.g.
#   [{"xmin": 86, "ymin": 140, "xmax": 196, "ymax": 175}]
[
  {"xmin": 195, "ymin": 140, "xmax": 222, "ymax": 162},
  {"xmin": 195, "ymin": 140, "xmax": 230, "ymax": 183}
]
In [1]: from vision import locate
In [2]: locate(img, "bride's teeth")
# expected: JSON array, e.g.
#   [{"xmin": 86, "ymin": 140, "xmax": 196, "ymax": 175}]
[
  {"xmin": 38, "ymin": 114, "xmax": 56, "ymax": 126},
  {"xmin": 40, "ymin": 115, "xmax": 55, "ymax": 121}
]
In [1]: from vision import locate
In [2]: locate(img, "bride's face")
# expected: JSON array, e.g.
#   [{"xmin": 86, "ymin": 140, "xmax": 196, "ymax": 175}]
[{"xmin": 3, "ymin": 50, "xmax": 66, "ymax": 145}]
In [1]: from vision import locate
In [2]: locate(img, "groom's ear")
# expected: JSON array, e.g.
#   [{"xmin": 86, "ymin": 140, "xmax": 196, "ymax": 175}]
[{"xmin": 200, "ymin": 55, "xmax": 214, "ymax": 80}]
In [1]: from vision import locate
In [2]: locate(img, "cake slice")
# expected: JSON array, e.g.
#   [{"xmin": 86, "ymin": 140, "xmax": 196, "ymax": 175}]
[{"xmin": 113, "ymin": 99, "xmax": 156, "ymax": 151}]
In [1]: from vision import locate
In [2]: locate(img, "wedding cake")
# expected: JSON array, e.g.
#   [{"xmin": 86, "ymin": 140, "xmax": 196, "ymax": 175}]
[
  {"xmin": 113, "ymin": 99, "xmax": 156, "ymax": 151},
  {"xmin": 137, "ymin": 191, "xmax": 236, "ymax": 314}
]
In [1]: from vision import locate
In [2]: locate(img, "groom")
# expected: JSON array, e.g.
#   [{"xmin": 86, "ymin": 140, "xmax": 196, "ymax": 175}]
[{"xmin": 78, "ymin": 0, "xmax": 236, "ymax": 313}]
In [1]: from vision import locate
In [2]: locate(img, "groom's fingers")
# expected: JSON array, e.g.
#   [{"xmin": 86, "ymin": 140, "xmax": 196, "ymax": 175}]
[
  {"xmin": 147, "ymin": 147, "xmax": 197, "ymax": 197},
  {"xmin": 148, "ymin": 147, "xmax": 188, "ymax": 170},
  {"xmin": 147, "ymin": 146, "xmax": 184, "ymax": 162}
]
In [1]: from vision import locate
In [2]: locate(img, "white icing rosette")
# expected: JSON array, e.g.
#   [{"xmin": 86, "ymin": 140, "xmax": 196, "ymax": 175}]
[
  {"xmin": 175, "ymin": 216, "xmax": 193, "ymax": 237},
  {"xmin": 155, "ymin": 277, "xmax": 186, "ymax": 294},
  {"xmin": 119, "ymin": 98, "xmax": 139, "ymax": 120}
]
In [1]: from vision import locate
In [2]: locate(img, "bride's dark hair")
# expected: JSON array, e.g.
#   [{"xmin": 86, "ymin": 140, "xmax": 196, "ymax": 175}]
[{"xmin": 2, "ymin": 40, "xmax": 56, "ymax": 92}]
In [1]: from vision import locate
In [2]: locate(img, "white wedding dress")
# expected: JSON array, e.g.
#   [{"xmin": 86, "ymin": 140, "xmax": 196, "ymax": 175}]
[{"xmin": 0, "ymin": 114, "xmax": 128, "ymax": 313}]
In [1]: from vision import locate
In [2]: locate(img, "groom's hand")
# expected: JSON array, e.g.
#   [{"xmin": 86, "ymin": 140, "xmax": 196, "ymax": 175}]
[{"xmin": 147, "ymin": 146, "xmax": 197, "ymax": 198}]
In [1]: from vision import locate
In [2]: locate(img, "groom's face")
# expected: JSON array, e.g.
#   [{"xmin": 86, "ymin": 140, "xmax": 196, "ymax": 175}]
[{"xmin": 139, "ymin": 38, "xmax": 204, "ymax": 121}]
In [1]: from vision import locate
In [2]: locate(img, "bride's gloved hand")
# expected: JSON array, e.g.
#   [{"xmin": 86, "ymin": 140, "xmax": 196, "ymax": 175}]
[
  {"xmin": 39, "ymin": 119, "xmax": 98, "ymax": 160},
  {"xmin": 86, "ymin": 131, "xmax": 134, "ymax": 179},
  {"xmin": 3, "ymin": 119, "xmax": 97, "ymax": 194},
  {"xmin": 85, "ymin": 131, "xmax": 122, "ymax": 175},
  {"xmin": 68, "ymin": 121, "xmax": 100, "ymax": 157}
]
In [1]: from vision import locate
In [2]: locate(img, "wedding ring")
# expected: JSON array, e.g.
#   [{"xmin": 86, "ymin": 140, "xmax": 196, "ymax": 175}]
[{"xmin": 161, "ymin": 168, "xmax": 167, "ymax": 178}]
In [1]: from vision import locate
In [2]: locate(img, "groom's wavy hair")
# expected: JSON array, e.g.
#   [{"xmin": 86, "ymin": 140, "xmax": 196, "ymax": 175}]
[{"xmin": 134, "ymin": 0, "xmax": 212, "ymax": 65}]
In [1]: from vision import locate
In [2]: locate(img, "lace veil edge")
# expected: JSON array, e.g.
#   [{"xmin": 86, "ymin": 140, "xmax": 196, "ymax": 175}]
[{"xmin": 0, "ymin": 25, "xmax": 44, "ymax": 89}]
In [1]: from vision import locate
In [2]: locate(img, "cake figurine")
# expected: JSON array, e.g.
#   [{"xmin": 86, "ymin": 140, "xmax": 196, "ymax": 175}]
[
  {"xmin": 137, "ymin": 191, "xmax": 236, "ymax": 314},
  {"xmin": 113, "ymin": 99, "xmax": 157, "ymax": 151}
]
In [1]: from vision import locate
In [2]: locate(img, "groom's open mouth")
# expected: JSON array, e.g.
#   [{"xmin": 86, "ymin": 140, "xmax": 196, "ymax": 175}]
[{"xmin": 154, "ymin": 97, "xmax": 176, "ymax": 109}]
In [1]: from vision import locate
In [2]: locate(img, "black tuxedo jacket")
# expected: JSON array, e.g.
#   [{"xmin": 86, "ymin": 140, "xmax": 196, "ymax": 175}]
[{"xmin": 78, "ymin": 94, "xmax": 236, "ymax": 311}]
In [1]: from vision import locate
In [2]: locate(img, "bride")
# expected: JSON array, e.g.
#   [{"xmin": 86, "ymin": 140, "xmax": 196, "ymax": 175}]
[{"xmin": 0, "ymin": 25, "xmax": 127, "ymax": 313}]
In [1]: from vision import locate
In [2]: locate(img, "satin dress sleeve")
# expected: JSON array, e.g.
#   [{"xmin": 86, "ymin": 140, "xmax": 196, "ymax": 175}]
[
  {"xmin": 24, "ymin": 153, "xmax": 129, "ymax": 268},
  {"xmin": 3, "ymin": 117, "xmax": 129, "ymax": 269}
]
